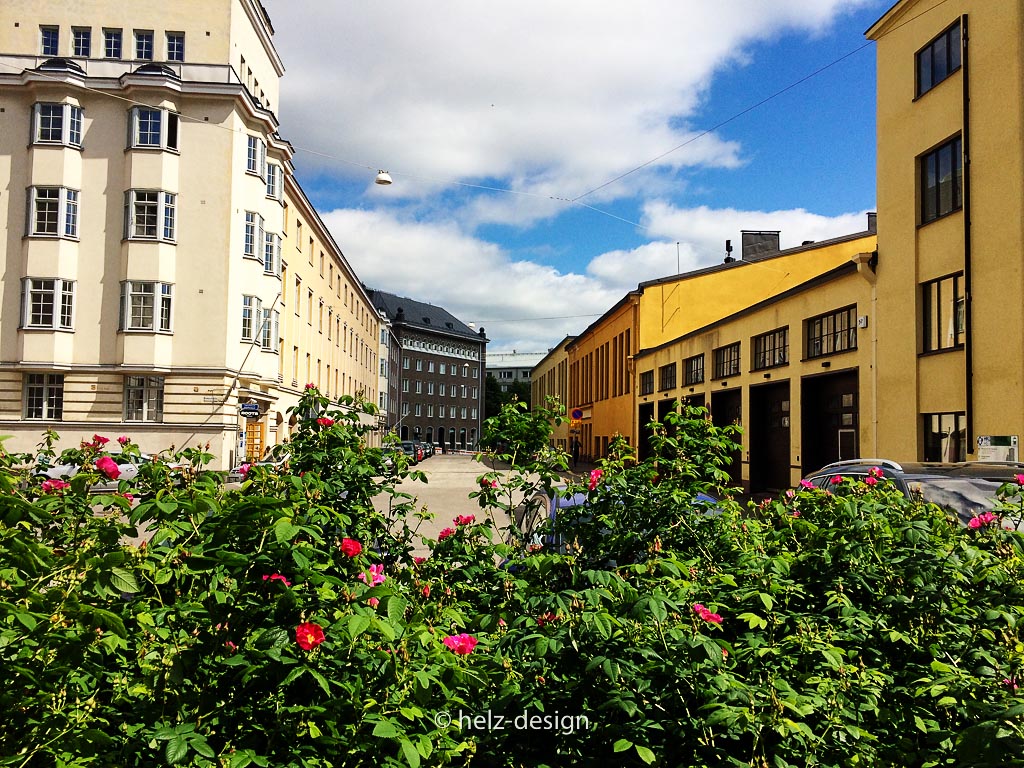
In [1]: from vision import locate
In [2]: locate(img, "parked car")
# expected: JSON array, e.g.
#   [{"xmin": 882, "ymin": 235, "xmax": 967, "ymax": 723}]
[
  {"xmin": 227, "ymin": 453, "xmax": 290, "ymax": 483},
  {"xmin": 514, "ymin": 485, "xmax": 720, "ymax": 556},
  {"xmin": 398, "ymin": 441, "xmax": 423, "ymax": 464},
  {"xmin": 801, "ymin": 459, "xmax": 1024, "ymax": 527}
]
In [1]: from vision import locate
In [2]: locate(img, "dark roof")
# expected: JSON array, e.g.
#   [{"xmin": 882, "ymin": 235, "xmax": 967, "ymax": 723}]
[{"xmin": 367, "ymin": 289, "xmax": 486, "ymax": 342}]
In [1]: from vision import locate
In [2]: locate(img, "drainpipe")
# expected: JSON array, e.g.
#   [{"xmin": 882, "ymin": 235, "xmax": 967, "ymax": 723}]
[
  {"xmin": 961, "ymin": 14, "xmax": 974, "ymax": 454},
  {"xmin": 853, "ymin": 251, "xmax": 878, "ymax": 456}
]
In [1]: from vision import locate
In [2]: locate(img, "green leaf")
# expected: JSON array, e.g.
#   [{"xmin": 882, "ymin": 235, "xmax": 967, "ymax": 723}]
[
  {"xmin": 635, "ymin": 745, "xmax": 656, "ymax": 764},
  {"xmin": 373, "ymin": 720, "xmax": 400, "ymax": 738},
  {"xmin": 914, "ymin": 715, "xmax": 928, "ymax": 733},
  {"xmin": 738, "ymin": 612, "xmax": 767, "ymax": 630},
  {"xmin": 166, "ymin": 736, "xmax": 189, "ymax": 765},
  {"xmin": 274, "ymin": 518, "xmax": 301, "ymax": 543},
  {"xmin": 348, "ymin": 614, "xmax": 371, "ymax": 640},
  {"xmin": 937, "ymin": 696, "xmax": 957, "ymax": 707},
  {"xmin": 110, "ymin": 566, "xmax": 139, "ymax": 593},
  {"xmin": 613, "ymin": 739, "xmax": 633, "ymax": 753},
  {"xmin": 14, "ymin": 611, "xmax": 37, "ymax": 631},
  {"xmin": 386, "ymin": 596, "xmax": 409, "ymax": 624},
  {"xmin": 758, "ymin": 592, "xmax": 774, "ymax": 611},
  {"xmin": 400, "ymin": 738, "xmax": 421, "ymax": 768},
  {"xmin": 190, "ymin": 737, "xmax": 216, "ymax": 759}
]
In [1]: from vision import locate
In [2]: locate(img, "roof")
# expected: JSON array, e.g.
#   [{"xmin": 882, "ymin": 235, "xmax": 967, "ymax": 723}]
[
  {"xmin": 487, "ymin": 351, "xmax": 547, "ymax": 369},
  {"xmin": 367, "ymin": 289, "xmax": 486, "ymax": 342}
]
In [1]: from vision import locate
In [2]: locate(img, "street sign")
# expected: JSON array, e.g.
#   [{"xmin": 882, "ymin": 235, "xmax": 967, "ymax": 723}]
[
  {"xmin": 570, "ymin": 408, "xmax": 584, "ymax": 420},
  {"xmin": 239, "ymin": 401, "xmax": 262, "ymax": 419}
]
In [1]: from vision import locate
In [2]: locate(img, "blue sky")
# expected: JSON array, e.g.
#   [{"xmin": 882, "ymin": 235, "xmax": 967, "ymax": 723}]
[{"xmin": 264, "ymin": 0, "xmax": 888, "ymax": 351}]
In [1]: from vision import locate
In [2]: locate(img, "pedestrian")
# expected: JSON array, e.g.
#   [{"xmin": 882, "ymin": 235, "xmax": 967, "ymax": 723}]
[{"xmin": 571, "ymin": 437, "xmax": 580, "ymax": 471}]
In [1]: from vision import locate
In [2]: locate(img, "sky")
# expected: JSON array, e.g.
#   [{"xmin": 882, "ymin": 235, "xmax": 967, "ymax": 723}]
[{"xmin": 261, "ymin": 0, "xmax": 889, "ymax": 353}]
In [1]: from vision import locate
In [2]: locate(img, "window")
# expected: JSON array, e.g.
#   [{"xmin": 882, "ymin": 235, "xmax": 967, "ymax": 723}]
[
  {"xmin": 427, "ymin": 405, "xmax": 435, "ymax": 417},
  {"xmin": 440, "ymin": 363, "xmax": 447, "ymax": 375},
  {"xmin": 922, "ymin": 273, "xmax": 964, "ymax": 351},
  {"xmin": 923, "ymin": 412, "xmax": 966, "ymax": 462},
  {"xmin": 639, "ymin": 370, "xmax": 654, "ymax": 396},
  {"xmin": 403, "ymin": 357, "xmax": 410, "ymax": 370},
  {"xmin": 427, "ymin": 382, "xmax": 435, "ymax": 395},
  {"xmin": 306, "ymin": 289, "xmax": 313, "ymax": 324},
  {"xmin": 124, "ymin": 376, "xmax": 164, "ymax": 422},
  {"xmin": 33, "ymin": 103, "xmax": 83, "ymax": 148},
  {"xmin": 472, "ymin": 386, "xmax": 478, "ymax": 398},
  {"xmin": 712, "ymin": 343, "xmax": 741, "ymax": 379},
  {"xmin": 917, "ymin": 21, "xmax": 960, "ymax": 97},
  {"xmin": 246, "ymin": 136, "xmax": 267, "ymax": 179},
  {"xmin": 752, "ymin": 327, "xmax": 789, "ymax": 370},
  {"xmin": 166, "ymin": 32, "xmax": 185, "ymax": 61},
  {"xmin": 41, "ymin": 27, "xmax": 59, "ymax": 56},
  {"xmin": 243, "ymin": 211, "xmax": 264, "ymax": 258},
  {"xmin": 416, "ymin": 359, "xmax": 423, "ymax": 371},
  {"xmin": 25, "ymin": 373, "xmax": 64, "ymax": 420},
  {"xmin": 124, "ymin": 190, "xmax": 176, "ymax": 241},
  {"xmin": 266, "ymin": 164, "xmax": 281, "ymax": 200},
  {"xmin": 104, "ymin": 28, "xmax": 122, "ymax": 59},
  {"xmin": 241, "ymin": 295, "xmax": 261, "ymax": 341},
  {"xmin": 264, "ymin": 232, "xmax": 282, "ymax": 276},
  {"xmin": 415, "ymin": 381, "xmax": 423, "ymax": 394},
  {"xmin": 21, "ymin": 278, "xmax": 74, "ymax": 330},
  {"xmin": 134, "ymin": 30, "xmax": 154, "ymax": 60},
  {"xmin": 920, "ymin": 136, "xmax": 962, "ymax": 224},
  {"xmin": 28, "ymin": 187, "xmax": 79, "ymax": 238},
  {"xmin": 261, "ymin": 308, "xmax": 280, "ymax": 352},
  {"xmin": 402, "ymin": 379, "xmax": 409, "ymax": 393},
  {"xmin": 658, "ymin": 363, "xmax": 677, "ymax": 391},
  {"xmin": 72, "ymin": 27, "xmax": 91, "ymax": 57},
  {"xmin": 129, "ymin": 107, "xmax": 179, "ymax": 151},
  {"xmin": 439, "ymin": 383, "xmax": 446, "ymax": 397},
  {"xmin": 806, "ymin": 306, "xmax": 857, "ymax": 359},
  {"xmin": 684, "ymin": 354, "xmax": 704, "ymax": 386},
  {"xmin": 294, "ymin": 277, "xmax": 301, "ymax": 316},
  {"xmin": 119, "ymin": 282, "xmax": 173, "ymax": 332}
]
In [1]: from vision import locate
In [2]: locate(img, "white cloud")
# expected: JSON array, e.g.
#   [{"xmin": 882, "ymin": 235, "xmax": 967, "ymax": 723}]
[
  {"xmin": 320, "ymin": 209, "xmax": 620, "ymax": 351},
  {"xmin": 265, "ymin": 0, "xmax": 871, "ymax": 224}
]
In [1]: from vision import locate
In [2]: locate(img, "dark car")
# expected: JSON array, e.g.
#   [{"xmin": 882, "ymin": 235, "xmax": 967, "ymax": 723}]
[
  {"xmin": 802, "ymin": 458, "xmax": 1024, "ymax": 527},
  {"xmin": 397, "ymin": 441, "xmax": 422, "ymax": 464}
]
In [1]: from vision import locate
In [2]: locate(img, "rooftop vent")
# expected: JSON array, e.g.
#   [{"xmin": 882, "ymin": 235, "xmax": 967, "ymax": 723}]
[{"xmin": 133, "ymin": 62, "xmax": 179, "ymax": 78}]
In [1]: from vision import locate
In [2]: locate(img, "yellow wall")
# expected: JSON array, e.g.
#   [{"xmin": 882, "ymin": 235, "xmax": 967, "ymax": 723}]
[
  {"xmin": 869, "ymin": 0, "xmax": 1024, "ymax": 460},
  {"xmin": 531, "ymin": 336, "xmax": 573, "ymax": 452},
  {"xmin": 567, "ymin": 298, "xmax": 638, "ymax": 461},
  {"xmin": 638, "ymin": 233, "xmax": 877, "ymax": 351},
  {"xmin": 635, "ymin": 264, "xmax": 877, "ymax": 488}
]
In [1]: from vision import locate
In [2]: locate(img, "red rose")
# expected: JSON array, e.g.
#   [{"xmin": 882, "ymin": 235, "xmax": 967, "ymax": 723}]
[
  {"xmin": 422, "ymin": 584, "xmax": 431, "ymax": 598},
  {"xmin": 317, "ymin": 417, "xmax": 334, "ymax": 427},
  {"xmin": 295, "ymin": 622, "xmax": 325, "ymax": 650},
  {"xmin": 438, "ymin": 527, "xmax": 455, "ymax": 541},
  {"xmin": 95, "ymin": 455, "xmax": 121, "ymax": 480},
  {"xmin": 340, "ymin": 538, "xmax": 362, "ymax": 557},
  {"xmin": 454, "ymin": 514, "xmax": 475, "ymax": 526}
]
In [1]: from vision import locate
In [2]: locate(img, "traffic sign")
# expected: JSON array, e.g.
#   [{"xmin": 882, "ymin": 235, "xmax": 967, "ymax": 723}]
[{"xmin": 570, "ymin": 408, "xmax": 583, "ymax": 420}]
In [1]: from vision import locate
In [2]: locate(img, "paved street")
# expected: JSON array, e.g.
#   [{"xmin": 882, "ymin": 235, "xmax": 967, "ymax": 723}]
[{"xmin": 372, "ymin": 453, "xmax": 522, "ymax": 553}]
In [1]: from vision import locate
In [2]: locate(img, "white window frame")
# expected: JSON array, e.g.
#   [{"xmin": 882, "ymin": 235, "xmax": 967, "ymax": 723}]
[
  {"xmin": 260, "ymin": 308, "xmax": 280, "ymax": 352},
  {"xmin": 166, "ymin": 31, "xmax": 185, "ymax": 62},
  {"xmin": 243, "ymin": 211, "xmax": 264, "ymax": 258},
  {"xmin": 40, "ymin": 26, "xmax": 59, "ymax": 57},
  {"xmin": 129, "ymin": 107, "xmax": 179, "ymax": 151},
  {"xmin": 241, "ymin": 295, "xmax": 262, "ymax": 342},
  {"xmin": 28, "ymin": 186, "xmax": 79, "ymax": 239},
  {"xmin": 124, "ymin": 189, "xmax": 176, "ymax": 242},
  {"xmin": 21, "ymin": 278, "xmax": 75, "ymax": 330},
  {"xmin": 104, "ymin": 28, "xmax": 122, "ymax": 59},
  {"xmin": 72, "ymin": 27, "xmax": 91, "ymax": 57},
  {"xmin": 33, "ymin": 103, "xmax": 84, "ymax": 148},
  {"xmin": 263, "ymin": 232, "xmax": 282, "ymax": 276},
  {"xmin": 246, "ymin": 135, "xmax": 267, "ymax": 179},
  {"xmin": 25, "ymin": 373, "xmax": 64, "ymax": 420},
  {"xmin": 119, "ymin": 281, "xmax": 173, "ymax": 332},
  {"xmin": 124, "ymin": 375, "xmax": 164, "ymax": 422},
  {"xmin": 134, "ymin": 30, "xmax": 154, "ymax": 60},
  {"xmin": 266, "ymin": 163, "xmax": 282, "ymax": 200}
]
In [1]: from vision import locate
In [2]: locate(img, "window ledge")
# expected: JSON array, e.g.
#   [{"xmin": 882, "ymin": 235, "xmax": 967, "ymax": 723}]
[
  {"xmin": 918, "ymin": 345, "xmax": 965, "ymax": 358},
  {"xmin": 19, "ymin": 326, "xmax": 75, "ymax": 333},
  {"xmin": 119, "ymin": 329, "xmax": 174, "ymax": 335}
]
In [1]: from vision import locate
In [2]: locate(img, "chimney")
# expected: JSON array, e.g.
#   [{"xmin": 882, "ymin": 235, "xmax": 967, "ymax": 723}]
[
  {"xmin": 867, "ymin": 212, "xmax": 877, "ymax": 233},
  {"xmin": 741, "ymin": 230, "xmax": 781, "ymax": 260}
]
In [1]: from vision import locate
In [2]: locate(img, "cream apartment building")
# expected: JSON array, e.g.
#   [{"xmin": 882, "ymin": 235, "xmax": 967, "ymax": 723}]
[{"xmin": 0, "ymin": 0, "xmax": 378, "ymax": 468}]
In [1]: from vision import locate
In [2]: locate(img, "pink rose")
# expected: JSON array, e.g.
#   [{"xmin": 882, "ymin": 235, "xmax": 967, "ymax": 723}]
[
  {"xmin": 95, "ymin": 455, "xmax": 121, "ymax": 480},
  {"xmin": 422, "ymin": 584, "xmax": 431, "ymax": 598},
  {"xmin": 367, "ymin": 597, "xmax": 380, "ymax": 608},
  {"xmin": 830, "ymin": 475, "xmax": 844, "ymax": 485},
  {"xmin": 442, "ymin": 633, "xmax": 478, "ymax": 655},
  {"xmin": 414, "ymin": 556, "xmax": 426, "ymax": 565},
  {"xmin": 224, "ymin": 640, "xmax": 237, "ymax": 652},
  {"xmin": 316, "ymin": 417, "xmax": 334, "ymax": 427},
  {"xmin": 41, "ymin": 479, "xmax": 70, "ymax": 494},
  {"xmin": 304, "ymin": 383, "xmax": 316, "ymax": 390},
  {"xmin": 799, "ymin": 479, "xmax": 815, "ymax": 489},
  {"xmin": 238, "ymin": 463, "xmax": 251, "ymax": 478},
  {"xmin": 92, "ymin": 434, "xmax": 110, "ymax": 446},
  {"xmin": 1016, "ymin": 474, "xmax": 1024, "ymax": 485},
  {"xmin": 588, "ymin": 468, "xmax": 603, "ymax": 491},
  {"xmin": 454, "ymin": 514, "xmax": 475, "ymax": 526},
  {"xmin": 438, "ymin": 527, "xmax": 455, "ymax": 541},
  {"xmin": 121, "ymin": 492, "xmax": 134, "ymax": 503},
  {"xmin": 262, "ymin": 573, "xmax": 292, "ymax": 587},
  {"xmin": 357, "ymin": 563, "xmax": 386, "ymax": 587},
  {"xmin": 117, "ymin": 435, "xmax": 130, "ymax": 445},
  {"xmin": 864, "ymin": 476, "xmax": 878, "ymax": 486}
]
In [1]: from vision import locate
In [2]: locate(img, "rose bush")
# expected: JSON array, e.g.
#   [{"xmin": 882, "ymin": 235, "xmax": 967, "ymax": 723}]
[{"xmin": 0, "ymin": 393, "xmax": 1022, "ymax": 767}]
